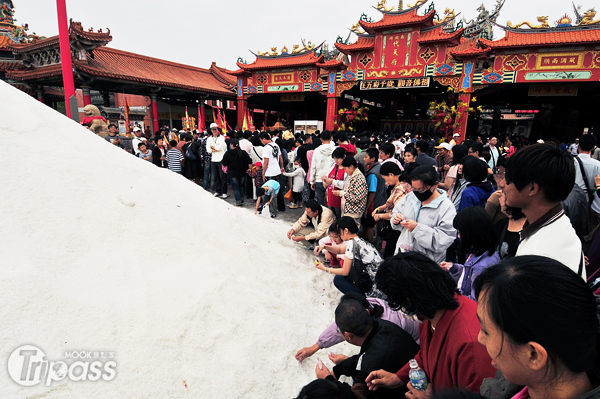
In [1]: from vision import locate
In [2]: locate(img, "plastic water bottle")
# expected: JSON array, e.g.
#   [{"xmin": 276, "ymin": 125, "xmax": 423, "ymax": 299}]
[{"xmin": 408, "ymin": 359, "xmax": 428, "ymax": 391}]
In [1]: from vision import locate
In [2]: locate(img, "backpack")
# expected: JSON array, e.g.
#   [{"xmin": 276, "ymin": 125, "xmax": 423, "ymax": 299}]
[{"xmin": 185, "ymin": 143, "xmax": 196, "ymax": 160}]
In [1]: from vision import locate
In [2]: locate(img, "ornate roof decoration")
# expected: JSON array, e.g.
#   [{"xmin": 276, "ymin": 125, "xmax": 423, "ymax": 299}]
[
  {"xmin": 504, "ymin": 8, "xmax": 600, "ymax": 31},
  {"xmin": 0, "ymin": 0, "xmax": 36, "ymax": 48},
  {"xmin": 335, "ymin": 35, "xmax": 376, "ymax": 54},
  {"xmin": 8, "ymin": 20, "xmax": 111, "ymax": 53},
  {"xmin": 480, "ymin": 21, "xmax": 600, "ymax": 49},
  {"xmin": 463, "ymin": 0, "xmax": 505, "ymax": 40},
  {"xmin": 254, "ymin": 39, "xmax": 317, "ymax": 57},
  {"xmin": 359, "ymin": 8, "xmax": 436, "ymax": 33},
  {"xmin": 234, "ymin": 48, "xmax": 325, "ymax": 71},
  {"xmin": 449, "ymin": 38, "xmax": 491, "ymax": 58},
  {"xmin": 419, "ymin": 24, "xmax": 465, "ymax": 44}
]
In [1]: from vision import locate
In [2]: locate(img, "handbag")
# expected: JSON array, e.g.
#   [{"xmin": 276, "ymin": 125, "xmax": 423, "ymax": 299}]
[
  {"xmin": 346, "ymin": 239, "xmax": 373, "ymax": 293},
  {"xmin": 376, "ymin": 219, "xmax": 395, "ymax": 241},
  {"xmin": 185, "ymin": 143, "xmax": 196, "ymax": 160}
]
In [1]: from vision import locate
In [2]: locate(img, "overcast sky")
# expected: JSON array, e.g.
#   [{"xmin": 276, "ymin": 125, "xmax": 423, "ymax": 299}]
[{"xmin": 14, "ymin": 0, "xmax": 590, "ymax": 70}]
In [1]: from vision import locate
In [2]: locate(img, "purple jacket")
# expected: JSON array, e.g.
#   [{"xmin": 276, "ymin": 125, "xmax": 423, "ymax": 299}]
[
  {"xmin": 317, "ymin": 297, "xmax": 420, "ymax": 349},
  {"xmin": 449, "ymin": 251, "xmax": 501, "ymax": 301}
]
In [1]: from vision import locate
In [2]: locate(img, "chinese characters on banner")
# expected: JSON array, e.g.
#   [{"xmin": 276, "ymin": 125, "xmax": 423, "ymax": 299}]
[
  {"xmin": 528, "ymin": 85, "xmax": 578, "ymax": 96},
  {"xmin": 383, "ymin": 32, "xmax": 410, "ymax": 68},
  {"xmin": 537, "ymin": 54, "xmax": 581, "ymax": 69},
  {"xmin": 360, "ymin": 77, "xmax": 430, "ymax": 90}
]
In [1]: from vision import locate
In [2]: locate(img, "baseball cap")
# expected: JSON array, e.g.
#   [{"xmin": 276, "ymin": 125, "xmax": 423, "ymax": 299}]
[
  {"xmin": 453, "ymin": 133, "xmax": 461, "ymax": 137},
  {"xmin": 133, "ymin": 126, "xmax": 141, "ymax": 132},
  {"xmin": 255, "ymin": 162, "xmax": 263, "ymax": 168},
  {"xmin": 210, "ymin": 123, "xmax": 219, "ymax": 129},
  {"xmin": 435, "ymin": 142, "xmax": 452, "ymax": 151}
]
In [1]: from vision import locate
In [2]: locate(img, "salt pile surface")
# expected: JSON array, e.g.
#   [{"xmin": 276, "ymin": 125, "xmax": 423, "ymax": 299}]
[{"xmin": 0, "ymin": 81, "xmax": 356, "ymax": 398}]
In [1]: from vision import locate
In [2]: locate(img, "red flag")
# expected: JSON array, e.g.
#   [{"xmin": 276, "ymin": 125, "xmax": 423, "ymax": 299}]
[{"xmin": 124, "ymin": 98, "xmax": 131, "ymax": 133}]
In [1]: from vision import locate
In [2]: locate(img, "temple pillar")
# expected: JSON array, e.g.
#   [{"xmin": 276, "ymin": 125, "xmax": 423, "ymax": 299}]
[
  {"xmin": 237, "ymin": 98, "xmax": 248, "ymax": 130},
  {"xmin": 326, "ymin": 97, "xmax": 339, "ymax": 131},
  {"xmin": 82, "ymin": 86, "xmax": 92, "ymax": 106},
  {"xmin": 326, "ymin": 70, "xmax": 340, "ymax": 131},
  {"xmin": 454, "ymin": 59, "xmax": 477, "ymax": 141},
  {"xmin": 455, "ymin": 93, "xmax": 472, "ymax": 140},
  {"xmin": 36, "ymin": 85, "xmax": 45, "ymax": 103},
  {"xmin": 150, "ymin": 92, "xmax": 159, "ymax": 133}
]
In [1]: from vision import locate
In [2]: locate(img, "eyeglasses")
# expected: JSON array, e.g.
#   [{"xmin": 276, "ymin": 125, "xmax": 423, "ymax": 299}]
[{"xmin": 412, "ymin": 185, "xmax": 431, "ymax": 193}]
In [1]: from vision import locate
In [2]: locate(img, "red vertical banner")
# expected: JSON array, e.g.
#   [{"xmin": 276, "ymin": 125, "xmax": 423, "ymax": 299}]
[
  {"xmin": 150, "ymin": 93, "xmax": 159, "ymax": 133},
  {"xmin": 455, "ymin": 93, "xmax": 471, "ymax": 141},
  {"xmin": 124, "ymin": 98, "xmax": 131, "ymax": 133},
  {"xmin": 326, "ymin": 97, "xmax": 339, "ymax": 131}
]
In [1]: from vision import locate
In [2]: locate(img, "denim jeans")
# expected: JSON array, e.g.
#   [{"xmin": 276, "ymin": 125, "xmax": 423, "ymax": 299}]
[
  {"xmin": 230, "ymin": 176, "xmax": 246, "ymax": 203},
  {"xmin": 315, "ymin": 182, "xmax": 326, "ymax": 206},
  {"xmin": 333, "ymin": 275, "xmax": 362, "ymax": 295},
  {"xmin": 203, "ymin": 161, "xmax": 211, "ymax": 190},
  {"xmin": 210, "ymin": 161, "xmax": 227, "ymax": 195}
]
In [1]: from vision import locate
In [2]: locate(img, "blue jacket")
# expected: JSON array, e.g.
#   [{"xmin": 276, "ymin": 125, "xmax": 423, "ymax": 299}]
[
  {"xmin": 458, "ymin": 182, "xmax": 494, "ymax": 211},
  {"xmin": 449, "ymin": 251, "xmax": 501, "ymax": 301}
]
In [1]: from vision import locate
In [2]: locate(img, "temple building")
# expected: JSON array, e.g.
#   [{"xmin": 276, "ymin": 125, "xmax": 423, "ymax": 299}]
[
  {"xmin": 0, "ymin": 1, "xmax": 236, "ymax": 132},
  {"xmin": 4, "ymin": 0, "xmax": 600, "ymax": 140}
]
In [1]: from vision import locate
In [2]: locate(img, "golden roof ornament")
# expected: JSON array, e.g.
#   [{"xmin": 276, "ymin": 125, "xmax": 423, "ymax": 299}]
[
  {"xmin": 376, "ymin": 0, "xmax": 395, "ymax": 12},
  {"xmin": 257, "ymin": 47, "xmax": 278, "ymax": 56},
  {"xmin": 507, "ymin": 15, "xmax": 550, "ymax": 29},
  {"xmin": 256, "ymin": 41, "xmax": 316, "ymax": 57},
  {"xmin": 350, "ymin": 22, "xmax": 366, "ymax": 34},
  {"xmin": 578, "ymin": 9, "xmax": 600, "ymax": 25},
  {"xmin": 407, "ymin": 0, "xmax": 427, "ymax": 8},
  {"xmin": 281, "ymin": 45, "xmax": 289, "ymax": 54},
  {"xmin": 434, "ymin": 8, "xmax": 457, "ymax": 24}
]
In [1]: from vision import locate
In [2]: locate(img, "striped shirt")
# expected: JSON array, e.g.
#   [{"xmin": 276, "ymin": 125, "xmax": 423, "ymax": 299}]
[{"xmin": 166, "ymin": 149, "xmax": 183, "ymax": 173}]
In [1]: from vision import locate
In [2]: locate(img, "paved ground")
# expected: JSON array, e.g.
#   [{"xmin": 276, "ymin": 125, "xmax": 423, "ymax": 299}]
[{"xmin": 196, "ymin": 180, "xmax": 306, "ymax": 225}]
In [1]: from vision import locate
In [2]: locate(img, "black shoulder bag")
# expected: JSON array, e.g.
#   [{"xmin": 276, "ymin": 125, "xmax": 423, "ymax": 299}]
[{"xmin": 346, "ymin": 239, "xmax": 373, "ymax": 294}]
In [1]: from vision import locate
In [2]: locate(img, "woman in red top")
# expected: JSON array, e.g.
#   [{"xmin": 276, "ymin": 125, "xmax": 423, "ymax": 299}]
[
  {"xmin": 366, "ymin": 252, "xmax": 496, "ymax": 398},
  {"xmin": 322, "ymin": 147, "xmax": 348, "ymax": 220}
]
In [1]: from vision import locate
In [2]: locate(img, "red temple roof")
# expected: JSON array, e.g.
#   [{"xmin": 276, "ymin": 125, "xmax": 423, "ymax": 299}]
[
  {"xmin": 360, "ymin": 9, "xmax": 435, "ymax": 33},
  {"xmin": 335, "ymin": 36, "xmax": 375, "ymax": 54},
  {"xmin": 7, "ymin": 47, "xmax": 235, "ymax": 96},
  {"xmin": 480, "ymin": 27, "xmax": 600, "ymax": 49},
  {"xmin": 236, "ymin": 51, "xmax": 324, "ymax": 71},
  {"xmin": 316, "ymin": 58, "xmax": 347, "ymax": 69},
  {"xmin": 449, "ymin": 38, "xmax": 491, "ymax": 58},
  {"xmin": 8, "ymin": 20, "xmax": 111, "ymax": 53},
  {"xmin": 418, "ymin": 26, "xmax": 464, "ymax": 45}
]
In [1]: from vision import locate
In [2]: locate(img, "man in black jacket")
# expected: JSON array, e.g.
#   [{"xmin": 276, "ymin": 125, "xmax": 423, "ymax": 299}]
[{"xmin": 314, "ymin": 299, "xmax": 419, "ymax": 398}]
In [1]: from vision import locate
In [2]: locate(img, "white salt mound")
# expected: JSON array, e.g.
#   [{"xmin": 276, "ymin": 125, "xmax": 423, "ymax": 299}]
[{"xmin": 0, "ymin": 80, "xmax": 357, "ymax": 398}]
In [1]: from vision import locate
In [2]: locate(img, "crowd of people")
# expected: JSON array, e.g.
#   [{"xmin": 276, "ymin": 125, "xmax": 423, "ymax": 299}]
[{"xmin": 104, "ymin": 121, "xmax": 600, "ymax": 399}]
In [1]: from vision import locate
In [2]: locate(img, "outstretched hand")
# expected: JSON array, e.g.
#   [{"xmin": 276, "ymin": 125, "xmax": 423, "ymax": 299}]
[
  {"xmin": 295, "ymin": 344, "xmax": 318, "ymax": 362},
  {"xmin": 365, "ymin": 369, "xmax": 403, "ymax": 391},
  {"xmin": 328, "ymin": 353, "xmax": 348, "ymax": 365}
]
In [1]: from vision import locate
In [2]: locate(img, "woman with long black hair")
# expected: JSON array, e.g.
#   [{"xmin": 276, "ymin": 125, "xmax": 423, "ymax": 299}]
[{"xmin": 475, "ymin": 256, "xmax": 600, "ymax": 399}]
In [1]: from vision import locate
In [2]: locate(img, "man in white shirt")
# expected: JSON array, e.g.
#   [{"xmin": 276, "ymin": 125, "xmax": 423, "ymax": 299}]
[
  {"xmin": 310, "ymin": 130, "xmax": 335, "ymax": 206},
  {"xmin": 206, "ymin": 123, "xmax": 228, "ymax": 199},
  {"xmin": 392, "ymin": 133, "xmax": 405, "ymax": 160},
  {"xmin": 505, "ymin": 143, "xmax": 584, "ymax": 278},
  {"xmin": 487, "ymin": 137, "xmax": 500, "ymax": 172},
  {"xmin": 569, "ymin": 139, "xmax": 579, "ymax": 156},
  {"xmin": 239, "ymin": 130, "xmax": 253, "ymax": 155},
  {"xmin": 260, "ymin": 132, "xmax": 285, "ymax": 212},
  {"xmin": 131, "ymin": 126, "xmax": 146, "ymax": 156}
]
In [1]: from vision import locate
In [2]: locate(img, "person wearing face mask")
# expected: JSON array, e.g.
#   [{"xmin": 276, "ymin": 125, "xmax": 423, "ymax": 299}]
[
  {"xmin": 390, "ymin": 166, "xmax": 457, "ymax": 264},
  {"xmin": 283, "ymin": 158, "xmax": 307, "ymax": 209}
]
